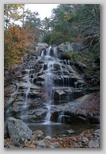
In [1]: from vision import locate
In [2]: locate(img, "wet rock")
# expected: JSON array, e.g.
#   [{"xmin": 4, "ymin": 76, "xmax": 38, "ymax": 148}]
[
  {"xmin": 7, "ymin": 117, "xmax": 32, "ymax": 147},
  {"xmin": 35, "ymin": 108, "xmax": 47, "ymax": 118},
  {"xmin": 54, "ymin": 90, "xmax": 67, "ymax": 103},
  {"xmin": 67, "ymin": 129, "xmax": 74, "ymax": 134},
  {"xmin": 29, "ymin": 91, "xmax": 41, "ymax": 98},
  {"xmin": 20, "ymin": 108, "xmax": 47, "ymax": 123},
  {"xmin": 37, "ymin": 75, "xmax": 45, "ymax": 82},
  {"xmin": 18, "ymin": 82, "xmax": 31, "ymax": 89},
  {"xmin": 50, "ymin": 112, "xmax": 59, "ymax": 122}
]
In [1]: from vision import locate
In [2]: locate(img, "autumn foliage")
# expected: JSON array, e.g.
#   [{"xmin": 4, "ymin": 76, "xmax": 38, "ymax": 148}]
[{"xmin": 4, "ymin": 25, "xmax": 32, "ymax": 68}]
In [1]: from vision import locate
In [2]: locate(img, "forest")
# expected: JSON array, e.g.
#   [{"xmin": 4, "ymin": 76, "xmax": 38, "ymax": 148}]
[
  {"xmin": 4, "ymin": 4, "xmax": 100, "ymax": 148},
  {"xmin": 4, "ymin": 4, "xmax": 100, "ymax": 71}
]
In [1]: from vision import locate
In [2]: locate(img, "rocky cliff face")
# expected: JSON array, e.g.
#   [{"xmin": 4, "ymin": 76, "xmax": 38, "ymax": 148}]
[{"xmin": 4, "ymin": 43, "xmax": 100, "ymax": 125}]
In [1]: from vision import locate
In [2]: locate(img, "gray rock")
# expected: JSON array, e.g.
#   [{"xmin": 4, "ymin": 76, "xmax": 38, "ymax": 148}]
[
  {"xmin": 4, "ymin": 140, "xmax": 9, "ymax": 148},
  {"xmin": 58, "ymin": 42, "xmax": 73, "ymax": 52},
  {"xmin": 82, "ymin": 137, "xmax": 89, "ymax": 143},
  {"xmin": 36, "ymin": 140, "xmax": 47, "ymax": 148},
  {"xmin": 77, "ymin": 62, "xmax": 87, "ymax": 69},
  {"xmin": 50, "ymin": 142, "xmax": 60, "ymax": 148},
  {"xmin": 7, "ymin": 117, "xmax": 32, "ymax": 147},
  {"xmin": 88, "ymin": 138, "xmax": 100, "ymax": 148},
  {"xmin": 8, "ymin": 145, "xmax": 17, "ymax": 148},
  {"xmin": 93, "ymin": 129, "xmax": 100, "ymax": 138},
  {"xmin": 67, "ymin": 129, "xmax": 74, "ymax": 134},
  {"xmin": 44, "ymin": 136, "xmax": 51, "ymax": 140}
]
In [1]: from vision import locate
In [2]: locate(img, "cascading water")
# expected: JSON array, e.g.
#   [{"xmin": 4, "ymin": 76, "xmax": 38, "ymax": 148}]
[
  {"xmin": 59, "ymin": 63, "xmax": 64, "ymax": 86},
  {"xmin": 21, "ymin": 69, "xmax": 31, "ymax": 121},
  {"xmin": 44, "ymin": 101, "xmax": 52, "ymax": 124},
  {"xmin": 40, "ymin": 46, "xmax": 73, "ymax": 124},
  {"xmin": 42, "ymin": 47, "xmax": 55, "ymax": 125},
  {"xmin": 46, "ymin": 46, "xmax": 52, "ymax": 55},
  {"xmin": 58, "ymin": 111, "xmax": 64, "ymax": 123},
  {"xmin": 19, "ymin": 45, "xmax": 85, "ymax": 126},
  {"xmin": 25, "ymin": 85, "xmax": 31, "ymax": 105}
]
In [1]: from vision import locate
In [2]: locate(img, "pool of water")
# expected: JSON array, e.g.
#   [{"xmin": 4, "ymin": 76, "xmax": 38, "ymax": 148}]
[{"xmin": 27, "ymin": 123, "xmax": 100, "ymax": 137}]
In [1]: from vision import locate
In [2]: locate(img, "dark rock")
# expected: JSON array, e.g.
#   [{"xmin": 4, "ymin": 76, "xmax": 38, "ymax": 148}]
[
  {"xmin": 51, "ymin": 112, "xmax": 59, "ymax": 122},
  {"xmin": 7, "ymin": 117, "xmax": 32, "ymax": 147},
  {"xmin": 61, "ymin": 52, "xmax": 71, "ymax": 60},
  {"xmin": 4, "ymin": 122, "xmax": 9, "ymax": 139},
  {"xmin": 54, "ymin": 90, "xmax": 67, "ymax": 104},
  {"xmin": 75, "ymin": 62, "xmax": 87, "ymax": 70}
]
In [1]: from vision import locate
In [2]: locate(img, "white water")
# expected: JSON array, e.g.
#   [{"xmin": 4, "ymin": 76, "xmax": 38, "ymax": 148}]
[
  {"xmin": 25, "ymin": 69, "xmax": 31, "ymax": 104},
  {"xmin": 43, "ymin": 101, "xmax": 52, "ymax": 125},
  {"xmin": 46, "ymin": 46, "xmax": 52, "ymax": 55},
  {"xmin": 53, "ymin": 47, "xmax": 58, "ymax": 58},
  {"xmin": 25, "ymin": 86, "xmax": 31, "ymax": 104},
  {"xmin": 59, "ymin": 63, "xmax": 64, "ymax": 86},
  {"xmin": 41, "ymin": 50, "xmax": 44, "ymax": 56},
  {"xmin": 58, "ymin": 111, "xmax": 64, "ymax": 123},
  {"xmin": 42, "ymin": 46, "xmax": 72, "ymax": 124},
  {"xmin": 21, "ymin": 69, "xmax": 31, "ymax": 121}
]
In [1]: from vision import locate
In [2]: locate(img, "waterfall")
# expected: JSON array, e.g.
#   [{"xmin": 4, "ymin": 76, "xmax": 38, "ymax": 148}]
[
  {"xmin": 46, "ymin": 46, "xmax": 52, "ymax": 55},
  {"xmin": 59, "ymin": 63, "xmax": 64, "ymax": 86},
  {"xmin": 44, "ymin": 101, "xmax": 51, "ymax": 124},
  {"xmin": 42, "ymin": 50, "xmax": 55, "ymax": 124},
  {"xmin": 66, "ymin": 76, "xmax": 70, "ymax": 86},
  {"xmin": 53, "ymin": 47, "xmax": 57, "ymax": 58},
  {"xmin": 41, "ymin": 50, "xmax": 44, "ymax": 56},
  {"xmin": 58, "ymin": 111, "xmax": 64, "ymax": 123},
  {"xmin": 25, "ymin": 86, "xmax": 31, "ymax": 104},
  {"xmin": 68, "ymin": 60, "xmax": 70, "ymax": 65},
  {"xmin": 5, "ymin": 41, "xmax": 90, "ymax": 136},
  {"xmin": 21, "ymin": 69, "xmax": 31, "ymax": 122}
]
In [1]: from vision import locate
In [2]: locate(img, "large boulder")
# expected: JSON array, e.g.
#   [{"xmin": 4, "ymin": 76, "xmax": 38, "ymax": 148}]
[
  {"xmin": 7, "ymin": 117, "xmax": 32, "ymax": 147},
  {"xmin": 64, "ymin": 92, "xmax": 100, "ymax": 125},
  {"xmin": 57, "ymin": 42, "xmax": 73, "ymax": 52}
]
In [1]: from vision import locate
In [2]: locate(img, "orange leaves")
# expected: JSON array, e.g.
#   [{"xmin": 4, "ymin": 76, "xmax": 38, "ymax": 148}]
[{"xmin": 4, "ymin": 25, "xmax": 32, "ymax": 68}]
